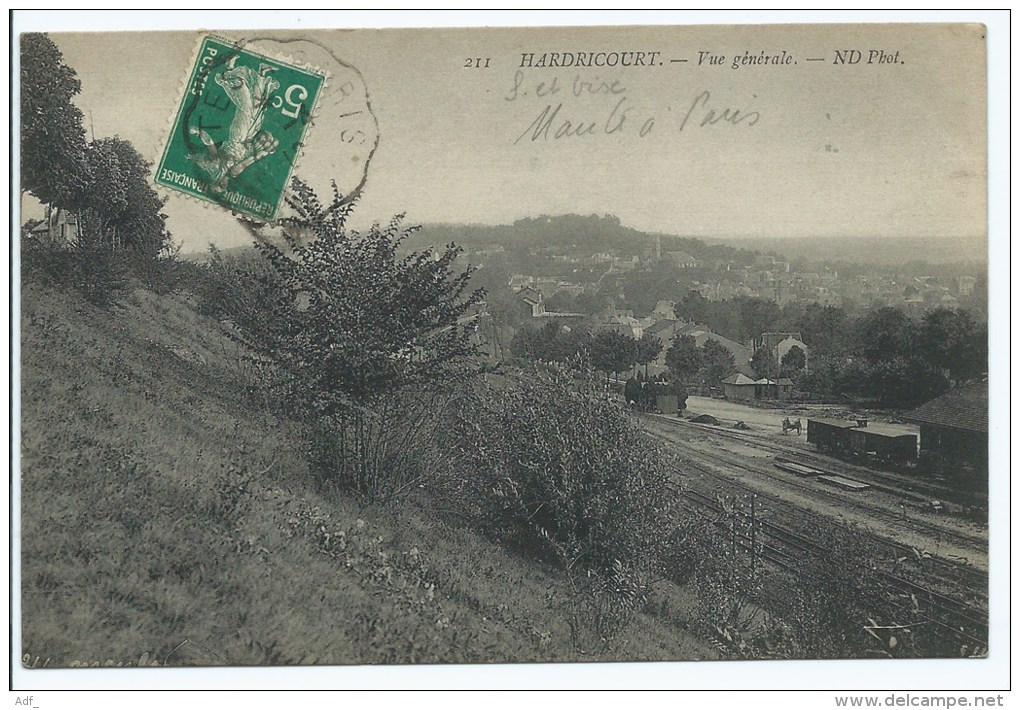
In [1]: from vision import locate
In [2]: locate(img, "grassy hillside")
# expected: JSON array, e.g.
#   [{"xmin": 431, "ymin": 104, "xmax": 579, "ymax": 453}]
[{"xmin": 19, "ymin": 277, "xmax": 717, "ymax": 667}]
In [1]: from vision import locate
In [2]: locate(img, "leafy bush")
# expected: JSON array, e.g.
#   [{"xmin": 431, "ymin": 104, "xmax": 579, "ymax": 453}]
[
  {"xmin": 692, "ymin": 513, "xmax": 975, "ymax": 660},
  {"xmin": 568, "ymin": 559, "xmax": 652, "ymax": 645},
  {"xmin": 120, "ymin": 248, "xmax": 195, "ymax": 296},
  {"xmin": 203, "ymin": 179, "xmax": 485, "ymax": 499},
  {"xmin": 789, "ymin": 523, "xmax": 888, "ymax": 657},
  {"xmin": 779, "ymin": 521, "xmax": 969, "ymax": 660},
  {"xmin": 448, "ymin": 367, "xmax": 685, "ymax": 638},
  {"xmin": 304, "ymin": 391, "xmax": 459, "ymax": 502},
  {"xmin": 21, "ymin": 231, "xmax": 193, "ymax": 306},
  {"xmin": 21, "ymin": 238, "xmax": 128, "ymax": 306}
]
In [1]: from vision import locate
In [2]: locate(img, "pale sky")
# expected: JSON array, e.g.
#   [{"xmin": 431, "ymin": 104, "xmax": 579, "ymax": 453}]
[{"xmin": 34, "ymin": 22, "xmax": 987, "ymax": 253}]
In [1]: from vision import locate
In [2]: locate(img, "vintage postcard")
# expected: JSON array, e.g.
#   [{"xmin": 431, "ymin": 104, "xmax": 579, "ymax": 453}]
[{"xmin": 15, "ymin": 16, "xmax": 1000, "ymax": 691}]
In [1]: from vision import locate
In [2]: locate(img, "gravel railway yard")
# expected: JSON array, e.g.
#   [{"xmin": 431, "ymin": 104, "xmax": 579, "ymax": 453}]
[{"xmin": 636, "ymin": 396, "xmax": 989, "ymax": 647}]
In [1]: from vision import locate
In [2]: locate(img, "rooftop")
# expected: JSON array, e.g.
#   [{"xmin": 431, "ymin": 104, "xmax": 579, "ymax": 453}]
[
  {"xmin": 808, "ymin": 418, "xmax": 863, "ymax": 429},
  {"xmin": 808, "ymin": 418, "xmax": 918, "ymax": 438},
  {"xmin": 902, "ymin": 382, "xmax": 988, "ymax": 433},
  {"xmin": 722, "ymin": 373, "xmax": 757, "ymax": 386},
  {"xmin": 645, "ymin": 320, "xmax": 677, "ymax": 336}
]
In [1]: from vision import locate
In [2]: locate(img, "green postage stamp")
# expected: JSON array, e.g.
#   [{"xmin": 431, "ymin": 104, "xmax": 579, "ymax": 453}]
[{"xmin": 155, "ymin": 35, "xmax": 326, "ymax": 221}]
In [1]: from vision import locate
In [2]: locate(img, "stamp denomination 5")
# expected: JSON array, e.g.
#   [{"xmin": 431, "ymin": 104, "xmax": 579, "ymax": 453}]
[{"xmin": 155, "ymin": 35, "xmax": 327, "ymax": 221}]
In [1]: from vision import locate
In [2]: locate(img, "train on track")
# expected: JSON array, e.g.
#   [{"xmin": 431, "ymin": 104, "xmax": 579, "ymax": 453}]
[{"xmin": 806, "ymin": 418, "xmax": 918, "ymax": 466}]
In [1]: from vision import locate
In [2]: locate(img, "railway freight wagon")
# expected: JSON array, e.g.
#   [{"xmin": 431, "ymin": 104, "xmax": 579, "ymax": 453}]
[
  {"xmin": 807, "ymin": 418, "xmax": 918, "ymax": 465},
  {"xmin": 806, "ymin": 418, "xmax": 858, "ymax": 455}
]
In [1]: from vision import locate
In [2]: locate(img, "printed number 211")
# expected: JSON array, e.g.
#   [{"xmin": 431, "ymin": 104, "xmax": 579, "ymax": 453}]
[{"xmin": 464, "ymin": 57, "xmax": 491, "ymax": 68}]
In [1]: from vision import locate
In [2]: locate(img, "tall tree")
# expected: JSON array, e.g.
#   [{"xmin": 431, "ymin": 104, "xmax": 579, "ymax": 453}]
[
  {"xmin": 780, "ymin": 344, "xmax": 807, "ymax": 378},
  {"xmin": 699, "ymin": 339, "xmax": 737, "ymax": 386},
  {"xmin": 634, "ymin": 333, "xmax": 663, "ymax": 379},
  {"xmin": 864, "ymin": 357, "xmax": 951, "ymax": 409},
  {"xmin": 736, "ymin": 296, "xmax": 782, "ymax": 343},
  {"xmin": 560, "ymin": 328, "xmax": 593, "ymax": 364},
  {"xmin": 665, "ymin": 334, "xmax": 702, "ymax": 385},
  {"xmin": 76, "ymin": 137, "xmax": 171, "ymax": 256},
  {"xmin": 750, "ymin": 346, "xmax": 778, "ymax": 381},
  {"xmin": 918, "ymin": 307, "xmax": 987, "ymax": 384},
  {"xmin": 590, "ymin": 330, "xmax": 635, "ymax": 385},
  {"xmin": 675, "ymin": 290, "xmax": 710, "ymax": 324},
  {"xmin": 796, "ymin": 302, "xmax": 848, "ymax": 358},
  {"xmin": 20, "ymin": 33, "xmax": 88, "ymax": 208},
  {"xmin": 855, "ymin": 307, "xmax": 917, "ymax": 363}
]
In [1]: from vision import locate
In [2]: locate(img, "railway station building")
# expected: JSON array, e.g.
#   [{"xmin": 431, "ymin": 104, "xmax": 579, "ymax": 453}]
[
  {"xmin": 721, "ymin": 374, "xmax": 794, "ymax": 401},
  {"xmin": 721, "ymin": 373, "xmax": 757, "ymax": 401},
  {"xmin": 902, "ymin": 382, "xmax": 988, "ymax": 491}
]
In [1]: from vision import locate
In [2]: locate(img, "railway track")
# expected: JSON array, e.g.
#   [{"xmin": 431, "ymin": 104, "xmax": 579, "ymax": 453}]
[
  {"xmin": 644, "ymin": 420, "xmax": 988, "ymax": 568},
  {"xmin": 651, "ymin": 414, "xmax": 985, "ymax": 509},
  {"xmin": 673, "ymin": 481, "xmax": 989, "ymax": 648},
  {"xmin": 645, "ymin": 421, "xmax": 988, "ymax": 603},
  {"xmin": 677, "ymin": 448, "xmax": 987, "ymax": 575},
  {"xmin": 692, "ymin": 439, "xmax": 984, "ymax": 558}
]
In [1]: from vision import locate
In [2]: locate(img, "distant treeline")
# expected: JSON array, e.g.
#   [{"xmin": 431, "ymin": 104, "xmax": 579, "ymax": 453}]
[
  {"xmin": 676, "ymin": 292, "xmax": 986, "ymax": 409},
  {"xmin": 416, "ymin": 213, "xmax": 761, "ymax": 264},
  {"xmin": 793, "ymin": 305, "xmax": 986, "ymax": 409},
  {"xmin": 510, "ymin": 291, "xmax": 986, "ymax": 410},
  {"xmin": 416, "ymin": 214, "xmax": 986, "ymax": 272},
  {"xmin": 719, "ymin": 234, "xmax": 987, "ymax": 267}
]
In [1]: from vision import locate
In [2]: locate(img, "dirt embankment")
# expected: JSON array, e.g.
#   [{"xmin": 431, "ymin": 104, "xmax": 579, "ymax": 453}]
[{"xmin": 19, "ymin": 280, "xmax": 716, "ymax": 667}]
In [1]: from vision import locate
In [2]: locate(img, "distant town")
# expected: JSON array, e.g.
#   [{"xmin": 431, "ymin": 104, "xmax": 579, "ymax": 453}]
[{"xmin": 412, "ymin": 213, "xmax": 986, "ymax": 408}]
